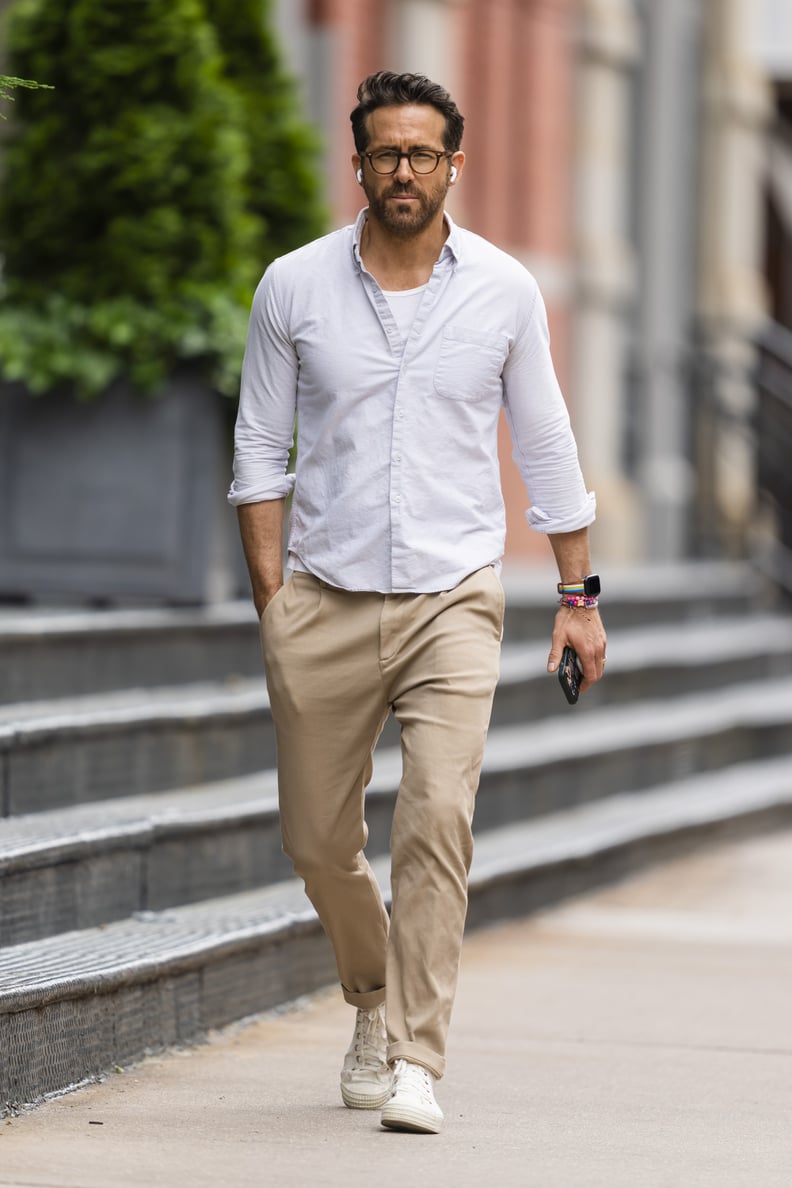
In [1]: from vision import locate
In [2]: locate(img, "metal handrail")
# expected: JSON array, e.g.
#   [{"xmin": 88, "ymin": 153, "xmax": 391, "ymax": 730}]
[{"xmin": 755, "ymin": 321, "xmax": 792, "ymax": 596}]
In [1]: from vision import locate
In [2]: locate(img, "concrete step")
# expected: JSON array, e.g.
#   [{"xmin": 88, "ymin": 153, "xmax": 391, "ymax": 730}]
[
  {"xmin": 2, "ymin": 755, "xmax": 790, "ymax": 1113},
  {"xmin": 0, "ymin": 773, "xmax": 281, "ymax": 947},
  {"xmin": 0, "ymin": 678, "xmax": 274, "ymax": 815},
  {"xmin": 3, "ymin": 672, "xmax": 792, "ymax": 946},
  {"xmin": 493, "ymin": 612, "xmax": 792, "ymax": 724},
  {"xmin": 0, "ymin": 602, "xmax": 262, "ymax": 707},
  {"xmin": 3, "ymin": 613, "xmax": 791, "ymax": 818},
  {"xmin": 0, "ymin": 562, "xmax": 764, "ymax": 705}
]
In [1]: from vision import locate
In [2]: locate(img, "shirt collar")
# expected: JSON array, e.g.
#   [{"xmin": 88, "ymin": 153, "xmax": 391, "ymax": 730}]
[{"xmin": 352, "ymin": 207, "xmax": 461, "ymax": 268}]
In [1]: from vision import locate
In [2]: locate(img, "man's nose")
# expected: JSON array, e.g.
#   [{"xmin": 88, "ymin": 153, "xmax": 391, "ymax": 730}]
[{"xmin": 394, "ymin": 155, "xmax": 413, "ymax": 183}]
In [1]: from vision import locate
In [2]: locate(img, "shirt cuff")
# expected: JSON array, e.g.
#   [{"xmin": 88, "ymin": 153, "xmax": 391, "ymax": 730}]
[
  {"xmin": 525, "ymin": 491, "xmax": 597, "ymax": 534},
  {"xmin": 227, "ymin": 472, "xmax": 296, "ymax": 506}
]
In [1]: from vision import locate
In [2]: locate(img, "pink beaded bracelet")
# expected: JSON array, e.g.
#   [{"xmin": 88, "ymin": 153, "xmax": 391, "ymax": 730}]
[{"xmin": 559, "ymin": 594, "xmax": 599, "ymax": 610}]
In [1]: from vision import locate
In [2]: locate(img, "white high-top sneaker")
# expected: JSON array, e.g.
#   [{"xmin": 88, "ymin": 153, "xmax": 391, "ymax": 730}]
[
  {"xmin": 380, "ymin": 1058, "xmax": 443, "ymax": 1134},
  {"xmin": 340, "ymin": 1005, "xmax": 392, "ymax": 1109}
]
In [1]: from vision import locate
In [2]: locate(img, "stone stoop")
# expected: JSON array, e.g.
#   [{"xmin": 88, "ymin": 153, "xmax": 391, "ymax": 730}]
[{"xmin": 1, "ymin": 563, "xmax": 791, "ymax": 1112}]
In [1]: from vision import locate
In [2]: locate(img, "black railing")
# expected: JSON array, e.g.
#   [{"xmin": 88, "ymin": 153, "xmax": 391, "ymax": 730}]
[
  {"xmin": 687, "ymin": 329, "xmax": 756, "ymax": 561},
  {"xmin": 687, "ymin": 320, "xmax": 792, "ymax": 600},
  {"xmin": 756, "ymin": 321, "xmax": 792, "ymax": 595}
]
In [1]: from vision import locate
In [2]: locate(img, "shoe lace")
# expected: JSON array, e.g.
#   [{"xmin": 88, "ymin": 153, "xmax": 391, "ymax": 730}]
[
  {"xmin": 392, "ymin": 1059, "xmax": 435, "ymax": 1104},
  {"xmin": 351, "ymin": 1006, "xmax": 385, "ymax": 1068}
]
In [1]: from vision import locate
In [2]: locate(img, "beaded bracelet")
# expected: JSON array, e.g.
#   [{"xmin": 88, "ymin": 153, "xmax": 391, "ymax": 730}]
[{"xmin": 559, "ymin": 594, "xmax": 599, "ymax": 610}]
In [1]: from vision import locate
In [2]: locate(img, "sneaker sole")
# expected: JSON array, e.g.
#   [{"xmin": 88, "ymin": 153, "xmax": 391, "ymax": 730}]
[
  {"xmin": 341, "ymin": 1083, "xmax": 392, "ymax": 1110},
  {"xmin": 380, "ymin": 1103, "xmax": 443, "ymax": 1134}
]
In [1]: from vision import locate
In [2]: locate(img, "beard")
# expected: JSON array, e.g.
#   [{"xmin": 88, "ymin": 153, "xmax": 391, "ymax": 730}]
[{"xmin": 364, "ymin": 178, "xmax": 447, "ymax": 237}]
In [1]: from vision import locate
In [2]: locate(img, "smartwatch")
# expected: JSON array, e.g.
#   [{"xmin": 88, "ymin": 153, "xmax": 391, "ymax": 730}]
[{"xmin": 581, "ymin": 573, "xmax": 601, "ymax": 597}]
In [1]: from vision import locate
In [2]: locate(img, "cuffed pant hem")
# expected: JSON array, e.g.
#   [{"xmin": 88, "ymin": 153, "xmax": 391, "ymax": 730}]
[
  {"xmin": 387, "ymin": 1040, "xmax": 446, "ymax": 1080},
  {"xmin": 342, "ymin": 985, "xmax": 386, "ymax": 1009}
]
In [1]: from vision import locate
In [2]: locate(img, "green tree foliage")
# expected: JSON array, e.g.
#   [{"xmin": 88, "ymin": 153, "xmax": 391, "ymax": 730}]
[
  {"xmin": 0, "ymin": 0, "xmax": 325, "ymax": 398},
  {"xmin": 204, "ymin": 0, "xmax": 326, "ymax": 263},
  {"xmin": 0, "ymin": 73, "xmax": 52, "ymax": 114}
]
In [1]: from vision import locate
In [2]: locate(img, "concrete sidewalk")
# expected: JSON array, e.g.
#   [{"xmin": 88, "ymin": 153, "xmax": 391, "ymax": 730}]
[{"xmin": 2, "ymin": 829, "xmax": 791, "ymax": 1188}]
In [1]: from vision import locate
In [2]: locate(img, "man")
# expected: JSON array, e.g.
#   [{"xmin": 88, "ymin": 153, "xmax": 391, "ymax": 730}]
[{"xmin": 229, "ymin": 71, "xmax": 606, "ymax": 1135}]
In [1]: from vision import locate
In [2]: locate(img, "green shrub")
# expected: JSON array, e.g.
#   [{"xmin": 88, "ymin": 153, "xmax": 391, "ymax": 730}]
[
  {"xmin": 0, "ymin": 72, "xmax": 53, "ymax": 114},
  {"xmin": 0, "ymin": 0, "xmax": 325, "ymax": 399},
  {"xmin": 204, "ymin": 0, "xmax": 327, "ymax": 264}
]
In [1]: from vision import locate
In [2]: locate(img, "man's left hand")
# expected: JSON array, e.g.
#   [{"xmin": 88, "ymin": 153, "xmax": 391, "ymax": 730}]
[{"xmin": 546, "ymin": 605, "xmax": 607, "ymax": 694}]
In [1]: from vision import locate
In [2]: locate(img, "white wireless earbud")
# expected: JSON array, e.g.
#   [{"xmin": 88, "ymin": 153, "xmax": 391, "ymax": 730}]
[
  {"xmin": 356, "ymin": 168, "xmax": 363, "ymax": 183},
  {"xmin": 449, "ymin": 165, "xmax": 458, "ymax": 183}
]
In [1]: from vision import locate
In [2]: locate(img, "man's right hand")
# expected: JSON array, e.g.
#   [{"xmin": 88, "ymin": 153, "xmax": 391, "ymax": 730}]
[
  {"xmin": 236, "ymin": 500, "xmax": 286, "ymax": 620},
  {"xmin": 254, "ymin": 584, "xmax": 283, "ymax": 619}
]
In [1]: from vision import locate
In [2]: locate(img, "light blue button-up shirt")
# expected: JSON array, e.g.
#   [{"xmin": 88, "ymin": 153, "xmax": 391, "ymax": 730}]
[{"xmin": 229, "ymin": 209, "xmax": 595, "ymax": 593}]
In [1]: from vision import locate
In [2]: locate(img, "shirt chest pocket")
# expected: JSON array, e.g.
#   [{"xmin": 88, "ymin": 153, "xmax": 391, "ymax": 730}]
[{"xmin": 433, "ymin": 324, "xmax": 508, "ymax": 403}]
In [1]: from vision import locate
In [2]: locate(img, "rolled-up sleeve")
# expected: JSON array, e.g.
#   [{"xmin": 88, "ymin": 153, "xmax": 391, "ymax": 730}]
[
  {"xmin": 228, "ymin": 260, "xmax": 298, "ymax": 507},
  {"xmin": 503, "ymin": 281, "xmax": 596, "ymax": 534}
]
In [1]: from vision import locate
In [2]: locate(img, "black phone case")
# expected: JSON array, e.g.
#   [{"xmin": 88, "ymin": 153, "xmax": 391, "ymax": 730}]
[{"xmin": 558, "ymin": 645, "xmax": 581, "ymax": 705}]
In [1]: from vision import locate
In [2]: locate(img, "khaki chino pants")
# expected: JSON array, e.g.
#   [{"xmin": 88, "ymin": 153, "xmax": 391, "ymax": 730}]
[{"xmin": 261, "ymin": 565, "xmax": 504, "ymax": 1078}]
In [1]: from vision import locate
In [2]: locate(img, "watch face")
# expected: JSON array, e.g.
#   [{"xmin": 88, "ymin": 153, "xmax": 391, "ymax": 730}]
[{"xmin": 584, "ymin": 574, "xmax": 601, "ymax": 597}]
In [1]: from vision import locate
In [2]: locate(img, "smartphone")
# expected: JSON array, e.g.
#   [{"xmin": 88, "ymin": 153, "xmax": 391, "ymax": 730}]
[{"xmin": 558, "ymin": 645, "xmax": 582, "ymax": 705}]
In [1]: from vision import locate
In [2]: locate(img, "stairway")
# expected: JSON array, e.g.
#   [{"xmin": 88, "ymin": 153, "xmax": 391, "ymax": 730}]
[{"xmin": 1, "ymin": 562, "xmax": 791, "ymax": 1112}]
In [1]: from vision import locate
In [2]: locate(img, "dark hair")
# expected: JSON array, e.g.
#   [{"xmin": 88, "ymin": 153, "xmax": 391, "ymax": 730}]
[{"xmin": 350, "ymin": 71, "xmax": 465, "ymax": 154}]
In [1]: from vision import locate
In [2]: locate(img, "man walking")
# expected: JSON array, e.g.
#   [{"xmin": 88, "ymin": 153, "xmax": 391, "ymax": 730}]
[{"xmin": 230, "ymin": 71, "xmax": 606, "ymax": 1134}]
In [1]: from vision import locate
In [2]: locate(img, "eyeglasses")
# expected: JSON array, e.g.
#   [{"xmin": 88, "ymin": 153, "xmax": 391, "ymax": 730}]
[{"xmin": 362, "ymin": 150, "xmax": 453, "ymax": 175}]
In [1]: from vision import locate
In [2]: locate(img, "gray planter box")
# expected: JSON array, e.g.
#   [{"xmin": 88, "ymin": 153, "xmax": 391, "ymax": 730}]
[{"xmin": 0, "ymin": 378, "xmax": 247, "ymax": 604}]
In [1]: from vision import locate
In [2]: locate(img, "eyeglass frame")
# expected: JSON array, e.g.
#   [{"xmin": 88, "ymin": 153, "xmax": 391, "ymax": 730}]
[{"xmin": 360, "ymin": 149, "xmax": 455, "ymax": 175}]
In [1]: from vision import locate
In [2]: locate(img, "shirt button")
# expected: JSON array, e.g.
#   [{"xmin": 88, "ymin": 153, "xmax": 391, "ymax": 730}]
[
  {"xmin": 394, "ymin": 495, "xmax": 401, "ymax": 504},
  {"xmin": 394, "ymin": 454, "xmax": 402, "ymax": 462}
]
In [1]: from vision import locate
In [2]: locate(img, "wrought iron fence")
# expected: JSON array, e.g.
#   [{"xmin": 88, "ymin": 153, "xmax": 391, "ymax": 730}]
[{"xmin": 755, "ymin": 321, "xmax": 792, "ymax": 595}]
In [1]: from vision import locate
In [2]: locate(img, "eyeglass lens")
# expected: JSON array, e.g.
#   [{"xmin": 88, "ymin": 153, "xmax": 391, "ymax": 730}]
[{"xmin": 368, "ymin": 151, "xmax": 445, "ymax": 174}]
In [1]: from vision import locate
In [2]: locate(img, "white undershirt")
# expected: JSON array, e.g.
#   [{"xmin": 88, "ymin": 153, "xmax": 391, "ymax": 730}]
[{"xmin": 382, "ymin": 283, "xmax": 428, "ymax": 340}]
